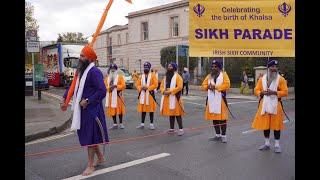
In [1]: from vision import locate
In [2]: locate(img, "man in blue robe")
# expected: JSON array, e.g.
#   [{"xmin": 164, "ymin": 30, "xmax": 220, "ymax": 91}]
[{"xmin": 61, "ymin": 45, "xmax": 109, "ymax": 176}]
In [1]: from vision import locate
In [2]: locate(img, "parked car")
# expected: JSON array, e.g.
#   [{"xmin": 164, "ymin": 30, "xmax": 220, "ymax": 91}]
[{"xmin": 120, "ymin": 68, "xmax": 134, "ymax": 89}]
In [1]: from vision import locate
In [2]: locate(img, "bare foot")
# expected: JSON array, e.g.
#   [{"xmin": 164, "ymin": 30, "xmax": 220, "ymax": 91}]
[
  {"xmin": 93, "ymin": 157, "xmax": 106, "ymax": 167},
  {"xmin": 82, "ymin": 166, "xmax": 95, "ymax": 176}
]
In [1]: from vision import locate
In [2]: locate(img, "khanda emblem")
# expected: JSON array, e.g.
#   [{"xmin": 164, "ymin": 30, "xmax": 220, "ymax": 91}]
[
  {"xmin": 278, "ymin": 2, "xmax": 291, "ymax": 17},
  {"xmin": 193, "ymin": 3, "xmax": 205, "ymax": 17}
]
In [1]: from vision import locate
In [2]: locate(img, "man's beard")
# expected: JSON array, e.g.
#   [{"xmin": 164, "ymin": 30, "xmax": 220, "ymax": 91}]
[
  {"xmin": 268, "ymin": 69, "xmax": 278, "ymax": 82},
  {"xmin": 210, "ymin": 69, "xmax": 219, "ymax": 78},
  {"xmin": 77, "ymin": 60, "xmax": 90, "ymax": 78},
  {"xmin": 144, "ymin": 69, "xmax": 150, "ymax": 74},
  {"xmin": 109, "ymin": 71, "xmax": 116, "ymax": 82},
  {"xmin": 267, "ymin": 69, "xmax": 278, "ymax": 87},
  {"xmin": 165, "ymin": 69, "xmax": 174, "ymax": 88},
  {"xmin": 166, "ymin": 69, "xmax": 174, "ymax": 78}
]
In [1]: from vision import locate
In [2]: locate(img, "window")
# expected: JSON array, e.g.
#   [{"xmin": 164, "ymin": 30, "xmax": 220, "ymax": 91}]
[
  {"xmin": 171, "ymin": 16, "xmax": 179, "ymax": 37},
  {"xmin": 71, "ymin": 58, "xmax": 79, "ymax": 68},
  {"xmin": 126, "ymin": 33, "xmax": 129, "ymax": 44},
  {"xmin": 117, "ymin": 34, "xmax": 121, "ymax": 45},
  {"xmin": 141, "ymin": 22, "xmax": 148, "ymax": 41},
  {"xmin": 109, "ymin": 37, "xmax": 112, "ymax": 46}
]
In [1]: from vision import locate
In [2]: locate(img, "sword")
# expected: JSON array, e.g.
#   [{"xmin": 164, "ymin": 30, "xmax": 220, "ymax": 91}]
[
  {"xmin": 117, "ymin": 91, "xmax": 126, "ymax": 106},
  {"xmin": 87, "ymin": 109, "xmax": 108, "ymax": 157},
  {"xmin": 176, "ymin": 99, "xmax": 185, "ymax": 114},
  {"xmin": 206, "ymin": 94, "xmax": 237, "ymax": 120},
  {"xmin": 138, "ymin": 89, "xmax": 160, "ymax": 106},
  {"xmin": 175, "ymin": 91, "xmax": 185, "ymax": 114},
  {"xmin": 279, "ymin": 99, "xmax": 291, "ymax": 122},
  {"xmin": 150, "ymin": 90, "xmax": 160, "ymax": 106},
  {"xmin": 206, "ymin": 83, "xmax": 237, "ymax": 119},
  {"xmin": 163, "ymin": 88, "xmax": 185, "ymax": 114},
  {"xmin": 222, "ymin": 94, "xmax": 237, "ymax": 120},
  {"xmin": 258, "ymin": 95, "xmax": 291, "ymax": 122},
  {"xmin": 95, "ymin": 117, "xmax": 106, "ymax": 157}
]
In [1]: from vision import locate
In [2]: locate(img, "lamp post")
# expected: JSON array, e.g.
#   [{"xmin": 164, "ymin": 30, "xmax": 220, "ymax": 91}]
[{"xmin": 138, "ymin": 59, "xmax": 141, "ymax": 74}]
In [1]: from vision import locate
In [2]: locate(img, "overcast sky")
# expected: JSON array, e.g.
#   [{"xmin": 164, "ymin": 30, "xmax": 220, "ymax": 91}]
[{"xmin": 30, "ymin": 0, "xmax": 181, "ymax": 41}]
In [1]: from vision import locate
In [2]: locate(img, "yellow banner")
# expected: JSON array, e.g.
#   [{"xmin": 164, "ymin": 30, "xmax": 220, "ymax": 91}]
[{"xmin": 189, "ymin": 0, "xmax": 295, "ymax": 57}]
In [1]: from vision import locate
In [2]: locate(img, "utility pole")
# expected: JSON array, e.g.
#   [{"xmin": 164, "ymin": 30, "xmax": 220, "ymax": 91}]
[{"xmin": 139, "ymin": 59, "xmax": 141, "ymax": 74}]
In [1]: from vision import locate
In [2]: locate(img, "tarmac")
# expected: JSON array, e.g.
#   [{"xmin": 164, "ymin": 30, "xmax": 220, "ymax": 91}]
[{"xmin": 25, "ymin": 85, "xmax": 295, "ymax": 143}]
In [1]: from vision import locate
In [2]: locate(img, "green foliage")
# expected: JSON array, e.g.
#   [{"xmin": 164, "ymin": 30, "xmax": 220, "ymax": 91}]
[
  {"xmin": 160, "ymin": 46, "xmax": 197, "ymax": 73},
  {"xmin": 160, "ymin": 46, "xmax": 175, "ymax": 69},
  {"xmin": 25, "ymin": 1, "xmax": 39, "ymax": 38},
  {"xmin": 57, "ymin": 32, "xmax": 88, "ymax": 43},
  {"xmin": 224, "ymin": 57, "xmax": 295, "ymax": 87}
]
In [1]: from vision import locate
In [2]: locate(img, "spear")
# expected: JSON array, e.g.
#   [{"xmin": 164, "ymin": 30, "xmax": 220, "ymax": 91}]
[{"xmin": 89, "ymin": 0, "xmax": 133, "ymax": 47}]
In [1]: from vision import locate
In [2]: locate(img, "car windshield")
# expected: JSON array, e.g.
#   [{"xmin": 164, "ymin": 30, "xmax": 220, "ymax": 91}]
[
  {"xmin": 64, "ymin": 57, "xmax": 79, "ymax": 68},
  {"xmin": 121, "ymin": 69, "xmax": 130, "ymax": 76}
]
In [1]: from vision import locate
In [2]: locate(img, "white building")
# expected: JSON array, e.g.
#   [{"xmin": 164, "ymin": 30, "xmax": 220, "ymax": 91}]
[
  {"xmin": 93, "ymin": 0, "xmax": 189, "ymax": 74},
  {"xmin": 93, "ymin": 25, "xmax": 129, "ymax": 67}
]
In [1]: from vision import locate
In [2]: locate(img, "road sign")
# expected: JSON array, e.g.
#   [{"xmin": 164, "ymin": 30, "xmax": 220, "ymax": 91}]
[
  {"xmin": 27, "ymin": 41, "xmax": 40, "ymax": 52},
  {"xmin": 26, "ymin": 81, "xmax": 33, "ymax": 86},
  {"xmin": 178, "ymin": 45, "xmax": 189, "ymax": 57},
  {"xmin": 178, "ymin": 48, "xmax": 186, "ymax": 57}
]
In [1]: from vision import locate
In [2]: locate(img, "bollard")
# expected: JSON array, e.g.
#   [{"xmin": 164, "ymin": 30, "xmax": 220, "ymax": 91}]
[{"xmin": 38, "ymin": 90, "xmax": 41, "ymax": 100}]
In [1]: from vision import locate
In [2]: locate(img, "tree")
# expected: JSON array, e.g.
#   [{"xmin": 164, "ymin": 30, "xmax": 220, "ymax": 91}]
[
  {"xmin": 25, "ymin": 1, "xmax": 39, "ymax": 38},
  {"xmin": 57, "ymin": 34, "xmax": 63, "ymax": 42},
  {"xmin": 57, "ymin": 32, "xmax": 88, "ymax": 43},
  {"xmin": 224, "ymin": 57, "xmax": 294, "ymax": 88},
  {"xmin": 160, "ymin": 46, "xmax": 197, "ymax": 74},
  {"xmin": 25, "ymin": 1, "xmax": 40, "ymax": 67},
  {"xmin": 160, "ymin": 46, "xmax": 176, "ymax": 69}
]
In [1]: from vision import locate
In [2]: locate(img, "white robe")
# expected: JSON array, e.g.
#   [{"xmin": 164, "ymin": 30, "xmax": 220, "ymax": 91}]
[
  {"xmin": 71, "ymin": 62, "xmax": 95, "ymax": 130},
  {"xmin": 261, "ymin": 74, "xmax": 280, "ymax": 115},
  {"xmin": 207, "ymin": 72, "xmax": 223, "ymax": 114},
  {"xmin": 160, "ymin": 73, "xmax": 177, "ymax": 112}
]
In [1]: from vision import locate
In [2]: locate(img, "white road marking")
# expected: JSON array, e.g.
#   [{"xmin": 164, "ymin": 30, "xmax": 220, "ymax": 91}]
[
  {"xmin": 25, "ymin": 132, "xmax": 74, "ymax": 146},
  {"xmin": 123, "ymin": 93, "xmax": 137, "ymax": 97},
  {"xmin": 182, "ymin": 96, "xmax": 205, "ymax": 100},
  {"xmin": 184, "ymin": 101, "xmax": 205, "ymax": 106},
  {"xmin": 183, "ymin": 100, "xmax": 258, "ymax": 106},
  {"xmin": 242, "ymin": 120, "xmax": 290, "ymax": 134},
  {"xmin": 228, "ymin": 100, "xmax": 258, "ymax": 105},
  {"xmin": 62, "ymin": 153, "xmax": 171, "ymax": 180}
]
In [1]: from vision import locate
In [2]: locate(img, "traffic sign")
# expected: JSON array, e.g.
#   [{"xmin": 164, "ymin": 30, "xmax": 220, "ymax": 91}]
[
  {"xmin": 27, "ymin": 41, "xmax": 40, "ymax": 52},
  {"xmin": 178, "ymin": 45, "xmax": 189, "ymax": 57}
]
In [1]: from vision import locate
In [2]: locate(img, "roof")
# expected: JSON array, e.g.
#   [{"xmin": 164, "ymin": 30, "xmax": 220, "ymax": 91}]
[
  {"xmin": 127, "ymin": 0, "xmax": 188, "ymax": 18},
  {"xmin": 99, "ymin": 24, "xmax": 128, "ymax": 35},
  {"xmin": 41, "ymin": 42, "xmax": 86, "ymax": 49},
  {"xmin": 98, "ymin": 0, "xmax": 188, "ymax": 35}
]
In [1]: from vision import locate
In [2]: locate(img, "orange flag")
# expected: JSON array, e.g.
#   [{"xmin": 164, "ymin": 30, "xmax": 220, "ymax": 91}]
[
  {"xmin": 89, "ymin": 0, "xmax": 132, "ymax": 47},
  {"xmin": 63, "ymin": 0, "xmax": 132, "ymax": 107}
]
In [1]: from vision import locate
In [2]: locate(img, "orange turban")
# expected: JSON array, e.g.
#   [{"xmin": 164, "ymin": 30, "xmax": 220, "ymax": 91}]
[{"xmin": 81, "ymin": 45, "xmax": 97, "ymax": 61}]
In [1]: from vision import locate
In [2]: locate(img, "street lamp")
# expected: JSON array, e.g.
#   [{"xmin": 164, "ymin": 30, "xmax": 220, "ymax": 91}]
[
  {"xmin": 138, "ymin": 59, "xmax": 141, "ymax": 74},
  {"xmin": 138, "ymin": 49, "xmax": 142, "ymax": 74}
]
